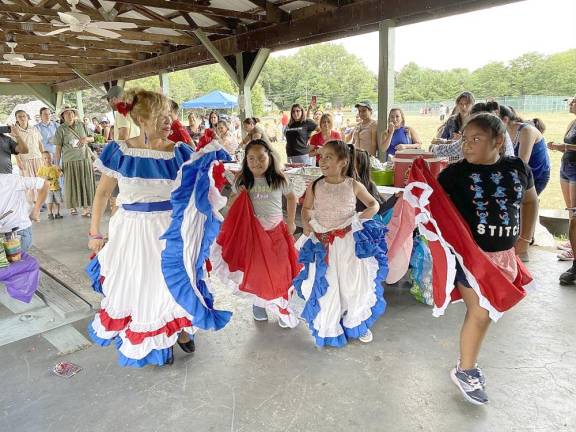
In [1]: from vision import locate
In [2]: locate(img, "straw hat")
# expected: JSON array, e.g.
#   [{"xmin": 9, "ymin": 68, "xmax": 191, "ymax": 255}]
[{"xmin": 58, "ymin": 105, "xmax": 79, "ymax": 117}]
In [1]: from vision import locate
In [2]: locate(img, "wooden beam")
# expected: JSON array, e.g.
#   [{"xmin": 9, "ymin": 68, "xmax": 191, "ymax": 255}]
[
  {"xmin": 248, "ymin": 0, "xmax": 290, "ymax": 23},
  {"xmin": 51, "ymin": 0, "xmax": 522, "ymax": 91},
  {"xmin": 53, "ymin": 37, "xmax": 240, "ymax": 92},
  {"xmin": 9, "ymin": 44, "xmax": 144, "ymax": 61},
  {"xmin": 113, "ymin": 0, "xmax": 265, "ymax": 21},
  {"xmin": 2, "ymin": 28, "xmax": 164, "ymax": 53},
  {"xmin": 25, "ymin": 55, "xmax": 129, "ymax": 67},
  {"xmin": 0, "ymin": 4, "xmax": 205, "ymax": 31},
  {"xmin": 0, "ymin": 18, "xmax": 196, "ymax": 44}
]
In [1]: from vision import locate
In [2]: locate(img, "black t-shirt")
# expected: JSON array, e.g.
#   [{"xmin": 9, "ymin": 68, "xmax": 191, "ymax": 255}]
[
  {"xmin": 438, "ymin": 156, "xmax": 534, "ymax": 252},
  {"xmin": 562, "ymin": 120, "xmax": 576, "ymax": 163},
  {"xmin": 0, "ymin": 134, "xmax": 18, "ymax": 174},
  {"xmin": 284, "ymin": 119, "xmax": 317, "ymax": 157}
]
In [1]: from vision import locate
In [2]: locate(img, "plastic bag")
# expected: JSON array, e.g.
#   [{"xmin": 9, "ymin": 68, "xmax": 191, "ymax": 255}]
[{"xmin": 408, "ymin": 235, "xmax": 433, "ymax": 306}]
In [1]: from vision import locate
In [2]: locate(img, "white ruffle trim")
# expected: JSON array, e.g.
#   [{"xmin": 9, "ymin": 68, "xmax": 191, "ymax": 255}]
[{"xmin": 93, "ymin": 158, "xmax": 176, "ymax": 185}]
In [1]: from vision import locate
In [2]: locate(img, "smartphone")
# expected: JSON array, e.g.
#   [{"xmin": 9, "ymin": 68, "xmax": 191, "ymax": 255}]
[{"xmin": 311, "ymin": 95, "xmax": 317, "ymax": 105}]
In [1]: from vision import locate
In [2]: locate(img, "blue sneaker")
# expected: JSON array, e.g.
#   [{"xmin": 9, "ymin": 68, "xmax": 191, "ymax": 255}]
[
  {"xmin": 450, "ymin": 367, "xmax": 489, "ymax": 405},
  {"xmin": 252, "ymin": 305, "xmax": 268, "ymax": 321}
]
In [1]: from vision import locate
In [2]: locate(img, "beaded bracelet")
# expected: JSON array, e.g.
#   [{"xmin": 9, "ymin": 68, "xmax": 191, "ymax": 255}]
[{"xmin": 89, "ymin": 233, "xmax": 104, "ymax": 240}]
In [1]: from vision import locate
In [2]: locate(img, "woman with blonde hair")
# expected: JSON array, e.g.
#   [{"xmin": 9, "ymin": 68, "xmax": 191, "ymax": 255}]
[
  {"xmin": 87, "ymin": 88, "xmax": 231, "ymax": 367},
  {"xmin": 309, "ymin": 113, "xmax": 342, "ymax": 165},
  {"xmin": 14, "ymin": 109, "xmax": 44, "ymax": 202},
  {"xmin": 380, "ymin": 108, "xmax": 421, "ymax": 159}
]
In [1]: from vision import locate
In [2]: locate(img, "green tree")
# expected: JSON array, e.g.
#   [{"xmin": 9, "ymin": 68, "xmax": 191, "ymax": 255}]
[{"xmin": 260, "ymin": 43, "xmax": 377, "ymax": 109}]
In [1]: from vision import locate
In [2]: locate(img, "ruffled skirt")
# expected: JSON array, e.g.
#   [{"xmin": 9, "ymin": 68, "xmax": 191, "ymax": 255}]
[
  {"xmin": 294, "ymin": 218, "xmax": 388, "ymax": 347},
  {"xmin": 87, "ymin": 209, "xmax": 195, "ymax": 367}
]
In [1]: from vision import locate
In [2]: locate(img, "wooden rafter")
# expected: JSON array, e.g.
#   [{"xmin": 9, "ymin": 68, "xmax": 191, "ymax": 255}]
[
  {"xmin": 0, "ymin": 3, "xmax": 204, "ymax": 31},
  {"xmin": 0, "ymin": 28, "xmax": 164, "ymax": 53},
  {"xmin": 6, "ymin": 44, "xmax": 145, "ymax": 61},
  {"xmin": 112, "ymin": 0, "xmax": 265, "ymax": 21}
]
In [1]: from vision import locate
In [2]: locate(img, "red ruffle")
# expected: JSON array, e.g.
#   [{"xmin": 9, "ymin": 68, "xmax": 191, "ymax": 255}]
[
  {"xmin": 97, "ymin": 309, "xmax": 192, "ymax": 345},
  {"xmin": 216, "ymin": 191, "xmax": 302, "ymax": 301}
]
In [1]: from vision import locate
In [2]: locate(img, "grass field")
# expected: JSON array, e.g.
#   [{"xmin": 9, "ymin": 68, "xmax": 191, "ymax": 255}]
[{"xmin": 404, "ymin": 112, "xmax": 573, "ymax": 210}]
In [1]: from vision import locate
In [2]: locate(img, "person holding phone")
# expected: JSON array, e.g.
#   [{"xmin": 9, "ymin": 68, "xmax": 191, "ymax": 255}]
[
  {"xmin": 54, "ymin": 106, "xmax": 96, "ymax": 217},
  {"xmin": 0, "ymin": 124, "xmax": 28, "ymax": 174},
  {"xmin": 284, "ymin": 98, "xmax": 318, "ymax": 165}
]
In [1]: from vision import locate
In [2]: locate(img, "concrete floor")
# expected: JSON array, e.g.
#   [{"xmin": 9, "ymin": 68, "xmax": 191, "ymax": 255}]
[{"xmin": 1, "ymin": 213, "xmax": 575, "ymax": 432}]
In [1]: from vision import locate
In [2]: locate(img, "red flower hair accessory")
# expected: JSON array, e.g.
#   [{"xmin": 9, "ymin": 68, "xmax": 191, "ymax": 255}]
[{"xmin": 115, "ymin": 101, "xmax": 133, "ymax": 116}]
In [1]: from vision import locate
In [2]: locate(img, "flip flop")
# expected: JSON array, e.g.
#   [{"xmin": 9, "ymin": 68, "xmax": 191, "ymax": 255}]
[{"xmin": 70, "ymin": 209, "xmax": 78, "ymax": 215}]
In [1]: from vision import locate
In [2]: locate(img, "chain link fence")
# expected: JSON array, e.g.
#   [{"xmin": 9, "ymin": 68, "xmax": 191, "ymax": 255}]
[{"xmin": 395, "ymin": 95, "xmax": 573, "ymax": 114}]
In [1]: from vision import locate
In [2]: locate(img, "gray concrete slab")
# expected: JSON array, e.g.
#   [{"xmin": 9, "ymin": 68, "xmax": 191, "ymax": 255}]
[{"xmin": 0, "ymin": 215, "xmax": 574, "ymax": 432}]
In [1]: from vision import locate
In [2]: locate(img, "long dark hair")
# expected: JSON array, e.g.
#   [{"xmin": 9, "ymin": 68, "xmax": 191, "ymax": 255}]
[
  {"xmin": 499, "ymin": 105, "xmax": 546, "ymax": 133},
  {"xmin": 208, "ymin": 110, "xmax": 219, "ymax": 129},
  {"xmin": 236, "ymin": 139, "xmax": 287, "ymax": 191},
  {"xmin": 312, "ymin": 140, "xmax": 357, "ymax": 192},
  {"xmin": 288, "ymin": 103, "xmax": 306, "ymax": 127}
]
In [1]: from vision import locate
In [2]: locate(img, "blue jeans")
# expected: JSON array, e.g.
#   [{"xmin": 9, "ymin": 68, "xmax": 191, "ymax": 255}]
[{"xmin": 18, "ymin": 227, "xmax": 32, "ymax": 252}]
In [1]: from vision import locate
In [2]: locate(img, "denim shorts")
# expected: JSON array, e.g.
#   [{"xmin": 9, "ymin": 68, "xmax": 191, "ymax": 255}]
[
  {"xmin": 18, "ymin": 227, "xmax": 33, "ymax": 253},
  {"xmin": 560, "ymin": 159, "xmax": 576, "ymax": 184}
]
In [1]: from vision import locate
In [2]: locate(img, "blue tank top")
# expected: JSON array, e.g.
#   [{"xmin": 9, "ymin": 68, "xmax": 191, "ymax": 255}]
[
  {"xmin": 387, "ymin": 127, "xmax": 412, "ymax": 157},
  {"xmin": 513, "ymin": 123, "xmax": 550, "ymax": 181}
]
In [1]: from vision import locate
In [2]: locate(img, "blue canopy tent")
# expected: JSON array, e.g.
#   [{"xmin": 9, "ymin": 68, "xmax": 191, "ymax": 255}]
[{"xmin": 182, "ymin": 90, "xmax": 238, "ymax": 109}]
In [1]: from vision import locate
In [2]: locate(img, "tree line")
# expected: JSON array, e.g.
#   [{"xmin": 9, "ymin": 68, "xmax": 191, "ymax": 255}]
[{"xmin": 1, "ymin": 45, "xmax": 574, "ymax": 120}]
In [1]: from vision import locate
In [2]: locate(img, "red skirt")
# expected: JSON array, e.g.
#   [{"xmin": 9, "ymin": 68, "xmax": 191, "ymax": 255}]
[{"xmin": 215, "ymin": 190, "xmax": 302, "ymax": 308}]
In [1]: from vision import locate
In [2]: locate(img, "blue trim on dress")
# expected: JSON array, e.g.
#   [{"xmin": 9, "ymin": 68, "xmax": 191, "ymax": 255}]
[
  {"xmin": 122, "ymin": 201, "xmax": 172, "ymax": 212},
  {"xmin": 87, "ymin": 323, "xmax": 172, "ymax": 367},
  {"xmin": 293, "ymin": 220, "xmax": 388, "ymax": 347},
  {"xmin": 86, "ymin": 255, "xmax": 103, "ymax": 294},
  {"xmin": 160, "ymin": 148, "xmax": 233, "ymax": 331},
  {"xmin": 98, "ymin": 141, "xmax": 193, "ymax": 180}
]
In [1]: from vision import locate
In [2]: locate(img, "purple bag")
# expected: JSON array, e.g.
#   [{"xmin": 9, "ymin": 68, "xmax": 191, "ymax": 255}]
[{"xmin": 0, "ymin": 253, "xmax": 40, "ymax": 303}]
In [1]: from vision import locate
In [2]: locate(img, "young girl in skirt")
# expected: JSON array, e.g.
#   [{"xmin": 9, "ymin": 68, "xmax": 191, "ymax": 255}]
[
  {"xmin": 436, "ymin": 113, "xmax": 538, "ymax": 404},
  {"xmin": 211, "ymin": 139, "xmax": 302, "ymax": 327},
  {"xmin": 295, "ymin": 140, "xmax": 388, "ymax": 347}
]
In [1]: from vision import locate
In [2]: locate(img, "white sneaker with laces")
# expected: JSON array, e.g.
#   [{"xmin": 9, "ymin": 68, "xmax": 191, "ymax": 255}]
[{"xmin": 358, "ymin": 329, "xmax": 373, "ymax": 343}]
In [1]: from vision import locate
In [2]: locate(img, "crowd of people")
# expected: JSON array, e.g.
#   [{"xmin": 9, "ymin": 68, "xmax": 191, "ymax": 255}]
[{"xmin": 1, "ymin": 86, "xmax": 575, "ymax": 408}]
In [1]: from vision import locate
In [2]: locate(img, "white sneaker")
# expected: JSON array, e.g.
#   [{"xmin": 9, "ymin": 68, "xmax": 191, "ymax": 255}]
[
  {"xmin": 358, "ymin": 329, "xmax": 373, "ymax": 343},
  {"xmin": 278, "ymin": 318, "xmax": 289, "ymax": 328}
]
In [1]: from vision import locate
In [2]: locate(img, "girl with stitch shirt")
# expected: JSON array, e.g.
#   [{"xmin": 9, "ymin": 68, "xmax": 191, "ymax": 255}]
[
  {"xmin": 211, "ymin": 139, "xmax": 301, "ymax": 327},
  {"xmin": 437, "ymin": 113, "xmax": 538, "ymax": 405},
  {"xmin": 295, "ymin": 140, "xmax": 388, "ymax": 347}
]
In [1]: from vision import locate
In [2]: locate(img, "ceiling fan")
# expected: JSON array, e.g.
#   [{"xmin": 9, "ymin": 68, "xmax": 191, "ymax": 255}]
[
  {"xmin": 1, "ymin": 43, "xmax": 58, "ymax": 68},
  {"xmin": 44, "ymin": 0, "xmax": 137, "ymax": 39}
]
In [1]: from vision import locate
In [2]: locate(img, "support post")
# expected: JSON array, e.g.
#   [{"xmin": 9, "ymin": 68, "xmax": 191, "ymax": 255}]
[
  {"xmin": 236, "ymin": 49, "xmax": 270, "ymax": 121},
  {"xmin": 159, "ymin": 71, "xmax": 170, "ymax": 96},
  {"xmin": 55, "ymin": 91, "xmax": 64, "ymax": 114},
  {"xmin": 193, "ymin": 29, "xmax": 239, "ymax": 86},
  {"xmin": 377, "ymin": 19, "xmax": 395, "ymax": 161},
  {"xmin": 22, "ymin": 84, "xmax": 57, "ymax": 110},
  {"xmin": 76, "ymin": 91, "xmax": 84, "ymax": 119}
]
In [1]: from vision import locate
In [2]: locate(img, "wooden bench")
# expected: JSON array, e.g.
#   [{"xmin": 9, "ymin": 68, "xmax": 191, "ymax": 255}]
[{"xmin": 0, "ymin": 246, "xmax": 100, "ymax": 355}]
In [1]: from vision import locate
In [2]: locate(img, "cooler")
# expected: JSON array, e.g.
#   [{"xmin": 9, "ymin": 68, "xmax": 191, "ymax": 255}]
[{"xmin": 391, "ymin": 149, "xmax": 448, "ymax": 187}]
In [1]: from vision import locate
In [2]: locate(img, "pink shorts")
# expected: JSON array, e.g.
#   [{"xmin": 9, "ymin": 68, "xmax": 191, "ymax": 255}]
[{"xmin": 456, "ymin": 248, "xmax": 518, "ymax": 287}]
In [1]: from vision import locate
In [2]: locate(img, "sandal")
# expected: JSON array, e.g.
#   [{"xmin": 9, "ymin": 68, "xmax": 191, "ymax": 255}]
[
  {"xmin": 81, "ymin": 212, "xmax": 92, "ymax": 218},
  {"xmin": 70, "ymin": 208, "xmax": 78, "ymax": 216}
]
